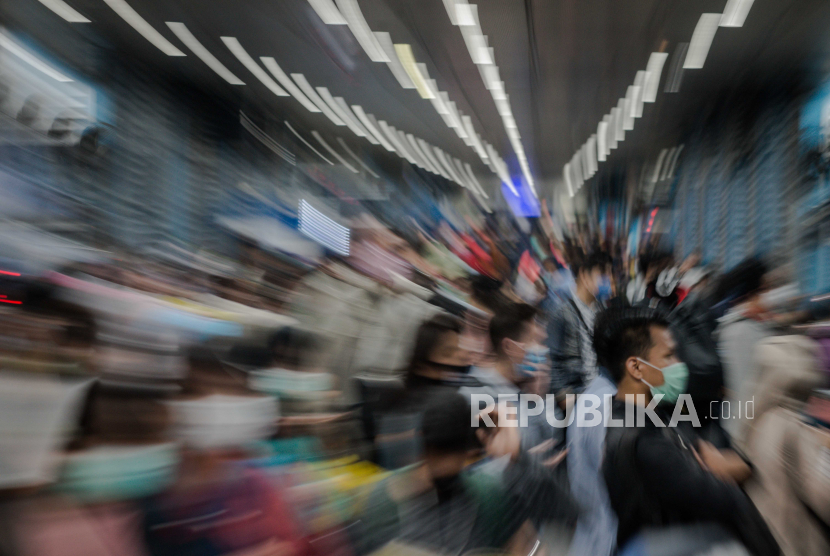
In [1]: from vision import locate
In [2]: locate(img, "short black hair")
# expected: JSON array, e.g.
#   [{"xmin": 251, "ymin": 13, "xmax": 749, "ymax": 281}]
[
  {"xmin": 571, "ymin": 251, "xmax": 612, "ymax": 279},
  {"xmin": 489, "ymin": 303, "xmax": 538, "ymax": 355},
  {"xmin": 593, "ymin": 305, "xmax": 670, "ymax": 383},
  {"xmin": 405, "ymin": 314, "xmax": 463, "ymax": 383},
  {"xmin": 714, "ymin": 257, "xmax": 768, "ymax": 304},
  {"xmin": 421, "ymin": 391, "xmax": 478, "ymax": 454}
]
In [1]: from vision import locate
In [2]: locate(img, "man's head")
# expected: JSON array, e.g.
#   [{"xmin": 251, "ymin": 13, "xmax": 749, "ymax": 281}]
[
  {"xmin": 572, "ymin": 252, "xmax": 612, "ymax": 302},
  {"xmin": 593, "ymin": 305, "xmax": 677, "ymax": 394},
  {"xmin": 421, "ymin": 391, "xmax": 478, "ymax": 478},
  {"xmin": 489, "ymin": 303, "xmax": 538, "ymax": 364},
  {"xmin": 406, "ymin": 314, "xmax": 469, "ymax": 382}
]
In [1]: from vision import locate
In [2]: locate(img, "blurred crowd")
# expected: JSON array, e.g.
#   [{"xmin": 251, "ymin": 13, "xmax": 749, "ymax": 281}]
[{"xmin": 0, "ymin": 215, "xmax": 829, "ymax": 556}]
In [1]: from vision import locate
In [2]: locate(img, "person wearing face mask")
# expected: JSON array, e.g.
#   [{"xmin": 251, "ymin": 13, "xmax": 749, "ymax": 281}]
[
  {"xmin": 597, "ymin": 306, "xmax": 779, "ymax": 556},
  {"xmin": 547, "ymin": 251, "xmax": 613, "ymax": 400}
]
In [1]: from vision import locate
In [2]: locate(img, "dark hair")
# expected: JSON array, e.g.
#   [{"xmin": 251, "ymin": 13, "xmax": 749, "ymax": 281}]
[
  {"xmin": 405, "ymin": 314, "xmax": 463, "ymax": 383},
  {"xmin": 593, "ymin": 305, "xmax": 670, "ymax": 383},
  {"xmin": 269, "ymin": 327, "xmax": 319, "ymax": 369},
  {"xmin": 421, "ymin": 391, "xmax": 478, "ymax": 454},
  {"xmin": 470, "ymin": 275, "xmax": 509, "ymax": 312},
  {"xmin": 714, "ymin": 257, "xmax": 768, "ymax": 305},
  {"xmin": 571, "ymin": 251, "xmax": 611, "ymax": 279},
  {"xmin": 489, "ymin": 303, "xmax": 538, "ymax": 355}
]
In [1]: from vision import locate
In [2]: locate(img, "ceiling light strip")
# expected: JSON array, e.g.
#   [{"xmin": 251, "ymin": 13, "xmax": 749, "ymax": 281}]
[
  {"xmin": 167, "ymin": 23, "xmax": 244, "ymax": 85},
  {"xmin": 37, "ymin": 0, "xmax": 89, "ymax": 22},
  {"xmin": 312, "ymin": 131, "xmax": 358, "ymax": 173},
  {"xmin": 221, "ymin": 37, "xmax": 287, "ymax": 95},
  {"xmin": 285, "ymin": 121, "xmax": 333, "ymax": 164},
  {"xmin": 291, "ymin": 74, "xmax": 344, "ymax": 125},
  {"xmin": 102, "ymin": 0, "xmax": 184, "ymax": 56},
  {"xmin": 261, "ymin": 58, "xmax": 320, "ymax": 112}
]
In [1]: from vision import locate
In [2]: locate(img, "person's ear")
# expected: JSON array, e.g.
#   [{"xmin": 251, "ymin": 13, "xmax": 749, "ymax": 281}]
[{"xmin": 625, "ymin": 356, "xmax": 643, "ymax": 380}]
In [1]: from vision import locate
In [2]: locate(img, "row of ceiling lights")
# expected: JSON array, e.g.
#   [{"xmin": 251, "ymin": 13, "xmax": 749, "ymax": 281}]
[
  {"xmin": 34, "ymin": 0, "xmax": 491, "ymax": 206},
  {"xmin": 442, "ymin": 0, "xmax": 536, "ymax": 198},
  {"xmin": 563, "ymin": 0, "xmax": 756, "ymax": 198},
  {"xmin": 306, "ymin": 0, "xmax": 509, "ymax": 201}
]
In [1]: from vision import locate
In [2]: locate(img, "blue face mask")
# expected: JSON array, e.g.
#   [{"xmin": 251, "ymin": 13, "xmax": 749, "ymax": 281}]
[{"xmin": 596, "ymin": 276, "xmax": 613, "ymax": 302}]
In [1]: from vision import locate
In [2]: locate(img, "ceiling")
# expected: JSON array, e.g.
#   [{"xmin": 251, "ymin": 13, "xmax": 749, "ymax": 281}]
[{"xmin": 7, "ymin": 0, "xmax": 830, "ymax": 203}]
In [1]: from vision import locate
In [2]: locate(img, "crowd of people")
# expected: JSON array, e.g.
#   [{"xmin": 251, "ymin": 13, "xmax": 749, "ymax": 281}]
[{"xmin": 0, "ymin": 217, "xmax": 829, "ymax": 556}]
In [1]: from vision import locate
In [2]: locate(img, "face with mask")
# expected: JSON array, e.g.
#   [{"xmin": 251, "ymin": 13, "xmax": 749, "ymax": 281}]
[{"xmin": 632, "ymin": 326, "xmax": 687, "ymax": 403}]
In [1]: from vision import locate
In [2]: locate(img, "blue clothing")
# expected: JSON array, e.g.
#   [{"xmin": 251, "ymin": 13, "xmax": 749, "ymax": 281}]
[{"xmin": 567, "ymin": 370, "xmax": 618, "ymax": 556}]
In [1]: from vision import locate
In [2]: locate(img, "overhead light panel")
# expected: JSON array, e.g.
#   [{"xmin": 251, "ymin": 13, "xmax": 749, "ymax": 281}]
[
  {"xmin": 614, "ymin": 102, "xmax": 625, "ymax": 142},
  {"xmin": 374, "ymin": 32, "xmax": 415, "ymax": 89},
  {"xmin": 665, "ymin": 43, "xmax": 688, "ymax": 93},
  {"xmin": 167, "ymin": 23, "xmax": 244, "ymax": 85},
  {"xmin": 464, "ymin": 163, "xmax": 489, "ymax": 199},
  {"xmin": 586, "ymin": 135, "xmax": 598, "ymax": 175},
  {"xmin": 643, "ymin": 52, "xmax": 667, "ymax": 102},
  {"xmin": 37, "ymin": 0, "xmax": 89, "ymax": 22},
  {"xmin": 564, "ymin": 163, "xmax": 574, "ymax": 197},
  {"xmin": 623, "ymin": 88, "xmax": 636, "ymax": 130},
  {"xmin": 307, "ymin": 0, "xmax": 347, "ymax": 25},
  {"xmin": 316, "ymin": 87, "xmax": 363, "ymax": 135},
  {"xmin": 0, "ymin": 30, "xmax": 72, "ymax": 81},
  {"xmin": 394, "ymin": 44, "xmax": 434, "ymax": 99},
  {"xmin": 633, "ymin": 71, "xmax": 646, "ymax": 117},
  {"xmin": 352, "ymin": 105, "xmax": 393, "ymax": 150},
  {"xmin": 221, "ymin": 37, "xmax": 287, "ymax": 96},
  {"xmin": 260, "ymin": 58, "xmax": 319, "ymax": 111},
  {"xmin": 721, "ymin": 0, "xmax": 754, "ymax": 28},
  {"xmin": 312, "ymin": 131, "xmax": 358, "ymax": 173},
  {"xmin": 299, "ymin": 199, "xmax": 350, "ymax": 257},
  {"xmin": 102, "ymin": 0, "xmax": 184, "ymax": 56},
  {"xmin": 419, "ymin": 139, "xmax": 447, "ymax": 177},
  {"xmin": 335, "ymin": 0, "xmax": 389, "ymax": 62},
  {"xmin": 597, "ymin": 120, "xmax": 608, "ymax": 162},
  {"xmin": 335, "ymin": 97, "xmax": 377, "ymax": 143},
  {"xmin": 684, "ymin": 14, "xmax": 720, "ymax": 69},
  {"xmin": 337, "ymin": 138, "xmax": 379, "ymax": 178},
  {"xmin": 291, "ymin": 74, "xmax": 344, "ymax": 125},
  {"xmin": 455, "ymin": 3, "xmax": 478, "ymax": 26},
  {"xmin": 285, "ymin": 121, "xmax": 333, "ymax": 165}
]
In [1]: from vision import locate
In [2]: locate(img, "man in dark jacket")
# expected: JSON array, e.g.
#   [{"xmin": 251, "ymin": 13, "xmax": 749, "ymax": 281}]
[
  {"xmin": 547, "ymin": 252, "xmax": 611, "ymax": 398},
  {"xmin": 595, "ymin": 305, "xmax": 779, "ymax": 556}
]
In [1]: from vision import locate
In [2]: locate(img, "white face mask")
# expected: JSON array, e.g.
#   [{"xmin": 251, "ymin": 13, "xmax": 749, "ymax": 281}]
[{"xmin": 166, "ymin": 395, "xmax": 278, "ymax": 449}]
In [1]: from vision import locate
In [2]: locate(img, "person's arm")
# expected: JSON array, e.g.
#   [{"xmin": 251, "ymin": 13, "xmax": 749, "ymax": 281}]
[
  {"xmin": 548, "ymin": 308, "xmax": 584, "ymax": 397},
  {"xmin": 637, "ymin": 432, "xmax": 779, "ymax": 556}
]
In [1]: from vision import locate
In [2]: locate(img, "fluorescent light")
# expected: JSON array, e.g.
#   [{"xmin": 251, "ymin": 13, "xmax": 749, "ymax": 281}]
[
  {"xmin": 394, "ymin": 44, "xmax": 434, "ymax": 99},
  {"xmin": 623, "ymin": 87, "xmax": 635, "ymax": 131},
  {"xmin": 37, "ymin": 0, "xmax": 89, "ymax": 22},
  {"xmin": 419, "ymin": 139, "xmax": 447, "ymax": 177},
  {"xmin": 665, "ymin": 43, "xmax": 688, "ymax": 93},
  {"xmin": 652, "ymin": 148, "xmax": 668, "ymax": 182},
  {"xmin": 291, "ymin": 74, "xmax": 344, "ymax": 125},
  {"xmin": 684, "ymin": 14, "xmax": 720, "ymax": 69},
  {"xmin": 299, "ymin": 199, "xmax": 350, "ymax": 256},
  {"xmin": 374, "ymin": 32, "xmax": 415, "ymax": 89},
  {"xmin": 721, "ymin": 0, "xmax": 754, "ymax": 27},
  {"xmin": 443, "ymin": 0, "xmax": 459, "ymax": 24},
  {"xmin": 481, "ymin": 65, "xmax": 500, "ymax": 90},
  {"xmin": 102, "ymin": 0, "xmax": 184, "ymax": 56},
  {"xmin": 260, "ymin": 58, "xmax": 319, "ymax": 111},
  {"xmin": 587, "ymin": 135, "xmax": 597, "ymax": 175},
  {"xmin": 425, "ymin": 146, "xmax": 452, "ymax": 181},
  {"xmin": 597, "ymin": 121, "xmax": 608, "ymax": 162},
  {"xmin": 633, "ymin": 71, "xmax": 646, "ymax": 117},
  {"xmin": 455, "ymin": 3, "xmax": 478, "ymax": 26},
  {"xmin": 427, "ymin": 81, "xmax": 449, "ymax": 114},
  {"xmin": 337, "ymin": 137, "xmax": 380, "ymax": 178},
  {"xmin": 643, "ymin": 52, "xmax": 667, "ymax": 102},
  {"xmin": 614, "ymin": 101, "xmax": 625, "ymax": 142},
  {"xmin": 335, "ymin": 0, "xmax": 389, "ymax": 62},
  {"xmin": 221, "ymin": 37, "xmax": 287, "ymax": 96},
  {"xmin": 452, "ymin": 157, "xmax": 474, "ymax": 189},
  {"xmin": 381, "ymin": 122, "xmax": 416, "ymax": 164},
  {"xmin": 659, "ymin": 147, "xmax": 675, "ymax": 181},
  {"xmin": 406, "ymin": 134, "xmax": 436, "ymax": 173},
  {"xmin": 352, "ymin": 105, "xmax": 393, "ymax": 150},
  {"xmin": 285, "ymin": 121, "xmax": 333, "ymax": 165},
  {"xmin": 334, "ymin": 97, "xmax": 377, "ymax": 143},
  {"xmin": 605, "ymin": 113, "xmax": 616, "ymax": 151},
  {"xmin": 316, "ymin": 87, "xmax": 363, "ymax": 135},
  {"xmin": 0, "ymin": 30, "xmax": 72, "ymax": 81},
  {"xmin": 307, "ymin": 0, "xmax": 347, "ymax": 25},
  {"xmin": 166, "ymin": 23, "xmax": 244, "ymax": 85},
  {"xmin": 312, "ymin": 131, "xmax": 358, "ymax": 173},
  {"xmin": 464, "ymin": 163, "xmax": 489, "ymax": 199},
  {"xmin": 564, "ymin": 163, "xmax": 574, "ymax": 197},
  {"xmin": 666, "ymin": 144, "xmax": 684, "ymax": 178},
  {"xmin": 435, "ymin": 148, "xmax": 462, "ymax": 183}
]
